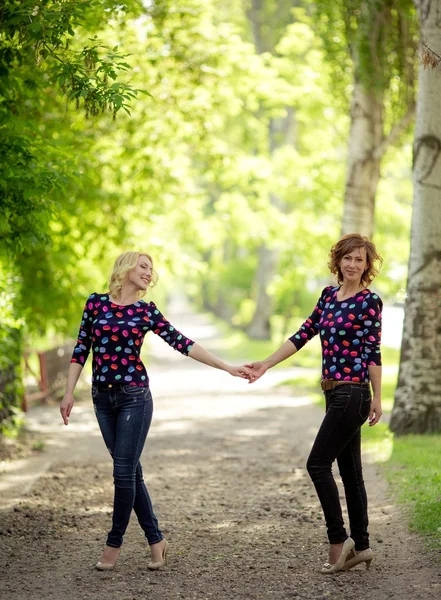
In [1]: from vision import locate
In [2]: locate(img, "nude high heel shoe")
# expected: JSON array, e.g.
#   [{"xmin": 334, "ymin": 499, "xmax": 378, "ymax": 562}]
[
  {"xmin": 341, "ymin": 547, "xmax": 374, "ymax": 571},
  {"xmin": 320, "ymin": 537, "xmax": 355, "ymax": 574},
  {"xmin": 147, "ymin": 539, "xmax": 168, "ymax": 570},
  {"xmin": 96, "ymin": 547, "xmax": 121, "ymax": 571}
]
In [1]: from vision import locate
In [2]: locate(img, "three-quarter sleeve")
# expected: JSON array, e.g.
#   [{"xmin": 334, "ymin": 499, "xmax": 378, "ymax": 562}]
[
  {"xmin": 70, "ymin": 294, "xmax": 95, "ymax": 366},
  {"xmin": 288, "ymin": 287, "xmax": 329, "ymax": 351},
  {"xmin": 362, "ymin": 293, "xmax": 382, "ymax": 366},
  {"xmin": 147, "ymin": 302, "xmax": 194, "ymax": 355}
]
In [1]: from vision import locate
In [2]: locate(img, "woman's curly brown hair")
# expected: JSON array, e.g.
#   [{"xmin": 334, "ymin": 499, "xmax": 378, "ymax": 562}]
[{"xmin": 328, "ymin": 233, "xmax": 383, "ymax": 287}]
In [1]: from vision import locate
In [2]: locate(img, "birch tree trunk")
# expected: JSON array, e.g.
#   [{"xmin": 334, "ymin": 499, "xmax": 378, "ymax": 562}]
[
  {"xmin": 341, "ymin": 80, "xmax": 383, "ymax": 237},
  {"xmin": 340, "ymin": 0, "xmax": 417, "ymax": 237},
  {"xmin": 390, "ymin": 0, "xmax": 441, "ymax": 434}
]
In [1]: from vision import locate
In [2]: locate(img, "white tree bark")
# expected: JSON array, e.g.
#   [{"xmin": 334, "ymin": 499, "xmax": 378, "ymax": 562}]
[
  {"xmin": 341, "ymin": 80, "xmax": 384, "ymax": 237},
  {"xmin": 390, "ymin": 0, "xmax": 441, "ymax": 434}
]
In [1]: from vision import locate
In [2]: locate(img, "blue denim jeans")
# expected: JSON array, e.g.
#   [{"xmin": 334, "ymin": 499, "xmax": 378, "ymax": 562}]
[
  {"xmin": 306, "ymin": 384, "xmax": 372, "ymax": 551},
  {"xmin": 92, "ymin": 384, "xmax": 163, "ymax": 548}
]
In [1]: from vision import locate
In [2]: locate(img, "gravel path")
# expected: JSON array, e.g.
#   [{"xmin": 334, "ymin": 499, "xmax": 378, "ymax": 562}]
[{"xmin": 0, "ymin": 304, "xmax": 439, "ymax": 600}]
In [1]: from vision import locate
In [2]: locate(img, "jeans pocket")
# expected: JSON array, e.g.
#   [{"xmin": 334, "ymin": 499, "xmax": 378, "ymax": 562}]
[
  {"xmin": 91, "ymin": 385, "xmax": 99, "ymax": 400},
  {"xmin": 358, "ymin": 390, "xmax": 372, "ymax": 420},
  {"xmin": 328, "ymin": 386, "xmax": 351, "ymax": 409},
  {"xmin": 122, "ymin": 384, "xmax": 147, "ymax": 397},
  {"xmin": 331, "ymin": 386, "xmax": 351, "ymax": 400}
]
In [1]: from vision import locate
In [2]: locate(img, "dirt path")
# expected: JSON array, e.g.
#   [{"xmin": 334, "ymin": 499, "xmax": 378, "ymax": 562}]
[{"xmin": 1, "ymin": 303, "xmax": 440, "ymax": 600}]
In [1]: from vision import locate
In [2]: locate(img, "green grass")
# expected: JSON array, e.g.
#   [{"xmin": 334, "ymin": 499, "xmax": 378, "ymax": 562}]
[
  {"xmin": 380, "ymin": 345, "xmax": 400, "ymax": 365},
  {"xmin": 381, "ymin": 372, "xmax": 398, "ymax": 413},
  {"xmin": 360, "ymin": 422, "xmax": 441, "ymax": 552},
  {"xmin": 387, "ymin": 436, "xmax": 441, "ymax": 550},
  {"xmin": 362, "ymin": 422, "xmax": 394, "ymax": 462}
]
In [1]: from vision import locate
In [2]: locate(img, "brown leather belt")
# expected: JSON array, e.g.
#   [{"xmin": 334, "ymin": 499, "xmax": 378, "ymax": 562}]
[{"xmin": 320, "ymin": 380, "xmax": 369, "ymax": 391}]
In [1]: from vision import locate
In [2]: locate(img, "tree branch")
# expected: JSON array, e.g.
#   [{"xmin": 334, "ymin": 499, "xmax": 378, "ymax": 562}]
[
  {"xmin": 373, "ymin": 104, "xmax": 416, "ymax": 160},
  {"xmin": 422, "ymin": 42, "xmax": 441, "ymax": 69}
]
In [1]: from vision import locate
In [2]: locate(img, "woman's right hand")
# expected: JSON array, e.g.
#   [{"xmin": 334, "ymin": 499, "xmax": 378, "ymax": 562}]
[
  {"xmin": 60, "ymin": 393, "xmax": 75, "ymax": 425},
  {"xmin": 246, "ymin": 361, "xmax": 269, "ymax": 383}
]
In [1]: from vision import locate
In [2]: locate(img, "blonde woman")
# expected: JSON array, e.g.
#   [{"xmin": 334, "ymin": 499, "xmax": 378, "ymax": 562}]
[{"xmin": 60, "ymin": 252, "xmax": 251, "ymax": 571}]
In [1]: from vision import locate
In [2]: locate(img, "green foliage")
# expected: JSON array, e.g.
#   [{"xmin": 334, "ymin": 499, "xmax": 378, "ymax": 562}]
[
  {"xmin": 387, "ymin": 435, "xmax": 441, "ymax": 551},
  {"xmin": 1, "ymin": 0, "xmax": 144, "ymax": 117},
  {"xmin": 0, "ymin": 0, "xmax": 147, "ymax": 428},
  {"xmin": 313, "ymin": 0, "xmax": 418, "ymax": 124},
  {"xmin": 0, "ymin": 0, "xmax": 414, "ymax": 432},
  {"xmin": 180, "ymin": 5, "xmax": 350, "ymax": 327},
  {"xmin": 0, "ymin": 266, "xmax": 24, "ymax": 434},
  {"xmin": 0, "ymin": 0, "xmax": 146, "ymax": 258},
  {"xmin": 0, "ymin": 131, "xmax": 67, "ymax": 254}
]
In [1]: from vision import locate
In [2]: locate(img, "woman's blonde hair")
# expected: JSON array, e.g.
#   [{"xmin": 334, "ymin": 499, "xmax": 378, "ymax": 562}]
[
  {"xmin": 108, "ymin": 251, "xmax": 158, "ymax": 301},
  {"xmin": 328, "ymin": 233, "xmax": 383, "ymax": 287}
]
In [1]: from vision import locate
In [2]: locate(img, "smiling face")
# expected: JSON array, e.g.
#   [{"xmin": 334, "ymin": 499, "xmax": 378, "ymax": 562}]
[
  {"xmin": 126, "ymin": 254, "xmax": 153, "ymax": 291},
  {"xmin": 328, "ymin": 234, "xmax": 382, "ymax": 287},
  {"xmin": 339, "ymin": 246, "xmax": 368, "ymax": 285}
]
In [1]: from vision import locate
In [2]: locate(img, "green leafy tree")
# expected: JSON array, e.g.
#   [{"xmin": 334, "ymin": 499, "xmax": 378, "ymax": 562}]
[
  {"xmin": 314, "ymin": 0, "xmax": 418, "ymax": 237},
  {"xmin": 0, "ymin": 0, "xmax": 144, "ymax": 427}
]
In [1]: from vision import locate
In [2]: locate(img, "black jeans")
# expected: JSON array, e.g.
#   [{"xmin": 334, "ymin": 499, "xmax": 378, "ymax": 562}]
[
  {"xmin": 306, "ymin": 384, "xmax": 371, "ymax": 551},
  {"xmin": 92, "ymin": 384, "xmax": 163, "ymax": 548}
]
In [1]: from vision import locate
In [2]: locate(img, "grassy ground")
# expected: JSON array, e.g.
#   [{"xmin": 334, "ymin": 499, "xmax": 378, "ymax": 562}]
[
  {"xmin": 364, "ymin": 425, "xmax": 441, "ymax": 553},
  {"xmin": 386, "ymin": 435, "xmax": 441, "ymax": 551},
  {"xmin": 208, "ymin": 312, "xmax": 441, "ymax": 555}
]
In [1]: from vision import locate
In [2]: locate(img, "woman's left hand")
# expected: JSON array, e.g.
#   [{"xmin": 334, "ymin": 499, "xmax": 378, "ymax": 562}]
[
  {"xmin": 227, "ymin": 365, "xmax": 252, "ymax": 379},
  {"xmin": 368, "ymin": 397, "xmax": 383, "ymax": 426}
]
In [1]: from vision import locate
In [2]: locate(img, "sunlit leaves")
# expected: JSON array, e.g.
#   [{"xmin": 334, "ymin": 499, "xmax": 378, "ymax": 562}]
[
  {"xmin": 1, "ymin": 1, "xmax": 145, "ymax": 120},
  {"xmin": 0, "ymin": 0, "xmax": 414, "ymax": 343},
  {"xmin": 313, "ymin": 0, "xmax": 418, "ymax": 126}
]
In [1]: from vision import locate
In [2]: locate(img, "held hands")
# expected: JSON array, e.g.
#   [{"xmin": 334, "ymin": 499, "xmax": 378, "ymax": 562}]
[
  {"xmin": 226, "ymin": 365, "xmax": 253, "ymax": 380},
  {"xmin": 368, "ymin": 397, "xmax": 382, "ymax": 426},
  {"xmin": 60, "ymin": 393, "xmax": 74, "ymax": 426},
  {"xmin": 245, "ymin": 361, "xmax": 268, "ymax": 383}
]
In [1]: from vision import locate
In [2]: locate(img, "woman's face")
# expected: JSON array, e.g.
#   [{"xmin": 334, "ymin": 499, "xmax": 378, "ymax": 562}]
[
  {"xmin": 127, "ymin": 255, "xmax": 153, "ymax": 290},
  {"xmin": 339, "ymin": 247, "xmax": 368, "ymax": 284}
]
